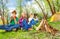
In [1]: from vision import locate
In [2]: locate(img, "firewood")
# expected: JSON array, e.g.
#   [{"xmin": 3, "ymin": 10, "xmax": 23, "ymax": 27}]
[{"xmin": 36, "ymin": 19, "xmax": 59, "ymax": 35}]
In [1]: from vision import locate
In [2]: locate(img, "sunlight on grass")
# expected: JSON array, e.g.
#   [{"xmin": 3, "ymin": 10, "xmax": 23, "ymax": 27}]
[{"xmin": 0, "ymin": 21, "xmax": 60, "ymax": 39}]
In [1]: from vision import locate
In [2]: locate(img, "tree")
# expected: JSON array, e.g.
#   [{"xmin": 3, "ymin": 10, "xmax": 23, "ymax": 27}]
[
  {"xmin": 46, "ymin": 0, "xmax": 55, "ymax": 15},
  {"xmin": 0, "ymin": 0, "xmax": 8, "ymax": 25},
  {"xmin": 34, "ymin": 0, "xmax": 47, "ymax": 19},
  {"xmin": 35, "ymin": 0, "xmax": 58, "ymax": 35},
  {"xmin": 52, "ymin": 0, "xmax": 56, "ymax": 13},
  {"xmin": 56, "ymin": 0, "xmax": 60, "ymax": 12},
  {"xmin": 16, "ymin": 0, "xmax": 23, "ymax": 18}
]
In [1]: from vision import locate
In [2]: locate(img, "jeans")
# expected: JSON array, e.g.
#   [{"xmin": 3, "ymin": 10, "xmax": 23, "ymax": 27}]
[
  {"xmin": 22, "ymin": 19, "xmax": 37, "ymax": 30},
  {"xmin": 0, "ymin": 24, "xmax": 20, "ymax": 31}
]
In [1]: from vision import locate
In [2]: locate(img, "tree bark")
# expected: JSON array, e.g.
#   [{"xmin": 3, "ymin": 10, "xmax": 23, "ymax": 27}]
[
  {"xmin": 46, "ymin": 0, "xmax": 55, "ymax": 15},
  {"xmin": 35, "ymin": 0, "xmax": 47, "ymax": 19},
  {"xmin": 57, "ymin": 0, "xmax": 59, "ymax": 12},
  {"xmin": 52, "ymin": 0, "xmax": 56, "ymax": 13},
  {"xmin": 1, "ymin": 0, "xmax": 5, "ymax": 25}
]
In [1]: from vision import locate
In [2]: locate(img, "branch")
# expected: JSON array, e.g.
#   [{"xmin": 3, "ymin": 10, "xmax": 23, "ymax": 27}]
[
  {"xmin": 46, "ymin": 0, "xmax": 55, "ymax": 15},
  {"xmin": 35, "ymin": 0, "xmax": 46, "ymax": 19}
]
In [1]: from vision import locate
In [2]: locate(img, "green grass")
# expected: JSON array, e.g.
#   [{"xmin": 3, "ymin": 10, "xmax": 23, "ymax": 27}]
[
  {"xmin": 0, "ymin": 22, "xmax": 60, "ymax": 39},
  {"xmin": 49, "ymin": 21, "xmax": 60, "ymax": 30}
]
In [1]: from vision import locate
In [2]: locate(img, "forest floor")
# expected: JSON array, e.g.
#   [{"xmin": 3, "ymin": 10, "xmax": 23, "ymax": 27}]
[{"xmin": 0, "ymin": 21, "xmax": 60, "ymax": 39}]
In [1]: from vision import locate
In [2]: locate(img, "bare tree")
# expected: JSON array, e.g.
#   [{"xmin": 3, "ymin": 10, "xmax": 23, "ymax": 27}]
[
  {"xmin": 1, "ymin": 0, "xmax": 5, "ymax": 25},
  {"xmin": 35, "ymin": 0, "xmax": 58, "ymax": 35},
  {"xmin": 46, "ymin": 0, "xmax": 55, "ymax": 15},
  {"xmin": 1, "ymin": 0, "xmax": 8, "ymax": 25},
  {"xmin": 52, "ymin": 0, "xmax": 56, "ymax": 13},
  {"xmin": 35, "ymin": 0, "xmax": 47, "ymax": 19}
]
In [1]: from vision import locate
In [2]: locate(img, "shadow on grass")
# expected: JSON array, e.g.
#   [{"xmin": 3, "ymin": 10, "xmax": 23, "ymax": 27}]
[{"xmin": 0, "ymin": 31, "xmax": 12, "ymax": 35}]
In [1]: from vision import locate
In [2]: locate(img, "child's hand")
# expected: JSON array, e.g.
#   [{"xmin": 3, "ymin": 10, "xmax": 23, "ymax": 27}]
[
  {"xmin": 11, "ymin": 16, "xmax": 13, "ymax": 19},
  {"xmin": 17, "ymin": 22, "xmax": 19, "ymax": 24},
  {"xmin": 13, "ymin": 17, "xmax": 16, "ymax": 20}
]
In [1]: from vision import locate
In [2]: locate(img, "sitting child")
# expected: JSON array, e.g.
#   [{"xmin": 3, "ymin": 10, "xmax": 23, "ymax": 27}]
[
  {"xmin": 19, "ymin": 12, "xmax": 32, "ymax": 30},
  {"xmin": 28, "ymin": 13, "xmax": 39, "ymax": 30},
  {"xmin": 0, "ymin": 10, "xmax": 20, "ymax": 31},
  {"xmin": 19, "ymin": 12, "xmax": 27, "ymax": 30},
  {"xmin": 28, "ymin": 13, "xmax": 34, "ymax": 24},
  {"xmin": 9, "ymin": 10, "xmax": 19, "ymax": 31},
  {"xmin": 28, "ymin": 13, "xmax": 38, "ymax": 26},
  {"xmin": 10, "ymin": 10, "xmax": 19, "ymax": 25},
  {"xmin": 34, "ymin": 13, "xmax": 39, "ymax": 23}
]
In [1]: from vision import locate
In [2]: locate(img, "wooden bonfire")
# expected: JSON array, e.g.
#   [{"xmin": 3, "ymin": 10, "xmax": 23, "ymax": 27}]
[{"xmin": 36, "ymin": 19, "xmax": 58, "ymax": 35}]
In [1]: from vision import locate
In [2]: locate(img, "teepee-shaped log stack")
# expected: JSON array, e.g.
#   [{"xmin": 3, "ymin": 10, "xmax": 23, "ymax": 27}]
[{"xmin": 36, "ymin": 19, "xmax": 58, "ymax": 35}]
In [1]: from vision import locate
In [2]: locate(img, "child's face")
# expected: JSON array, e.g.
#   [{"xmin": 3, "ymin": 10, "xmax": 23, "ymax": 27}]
[
  {"xmin": 22, "ymin": 13, "xmax": 27, "ymax": 18},
  {"xmin": 30, "ymin": 14, "xmax": 34, "ymax": 18},
  {"xmin": 12, "ymin": 13, "xmax": 16, "ymax": 17}
]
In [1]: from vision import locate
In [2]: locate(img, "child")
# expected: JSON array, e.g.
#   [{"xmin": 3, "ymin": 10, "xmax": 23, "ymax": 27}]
[
  {"xmin": 34, "ymin": 13, "xmax": 39, "ymax": 23},
  {"xmin": 28, "ymin": 13, "xmax": 34, "ymax": 24},
  {"xmin": 0, "ymin": 10, "xmax": 20, "ymax": 31},
  {"xmin": 19, "ymin": 12, "xmax": 32, "ymax": 30},
  {"xmin": 10, "ymin": 10, "xmax": 19, "ymax": 25},
  {"xmin": 19, "ymin": 12, "xmax": 27, "ymax": 29},
  {"xmin": 9, "ymin": 10, "xmax": 19, "ymax": 31},
  {"xmin": 28, "ymin": 13, "xmax": 39, "ymax": 30},
  {"xmin": 28, "ymin": 13, "xmax": 37, "ymax": 26}
]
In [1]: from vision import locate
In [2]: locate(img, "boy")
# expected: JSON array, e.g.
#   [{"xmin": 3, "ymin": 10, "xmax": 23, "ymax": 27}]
[
  {"xmin": 9, "ymin": 10, "xmax": 19, "ymax": 31},
  {"xmin": 0, "ymin": 10, "xmax": 19, "ymax": 31},
  {"xmin": 10, "ymin": 10, "xmax": 18, "ymax": 25}
]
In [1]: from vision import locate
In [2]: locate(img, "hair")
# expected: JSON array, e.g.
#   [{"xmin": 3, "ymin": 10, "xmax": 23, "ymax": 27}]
[
  {"xmin": 12, "ymin": 10, "xmax": 17, "ymax": 14},
  {"xmin": 34, "ymin": 13, "xmax": 37, "ymax": 16},
  {"xmin": 21, "ymin": 12, "xmax": 27, "ymax": 18},
  {"xmin": 21, "ymin": 12, "xmax": 26, "ymax": 16},
  {"xmin": 29, "ymin": 13, "xmax": 34, "ymax": 16}
]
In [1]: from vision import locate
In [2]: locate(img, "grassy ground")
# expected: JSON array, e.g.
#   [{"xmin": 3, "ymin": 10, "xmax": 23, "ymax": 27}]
[{"xmin": 0, "ymin": 21, "xmax": 60, "ymax": 39}]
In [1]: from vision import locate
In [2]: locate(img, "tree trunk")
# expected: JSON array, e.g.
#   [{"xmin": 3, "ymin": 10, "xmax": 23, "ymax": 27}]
[
  {"xmin": 2, "ymin": 7, "xmax": 5, "ymax": 25},
  {"xmin": 57, "ymin": 0, "xmax": 59, "ymax": 12},
  {"xmin": 52, "ymin": 0, "xmax": 56, "ymax": 13},
  {"xmin": 35, "ymin": 0, "xmax": 47, "ymax": 19},
  {"xmin": 35, "ymin": 0, "xmax": 58, "ymax": 35},
  {"xmin": 46, "ymin": 0, "xmax": 55, "ymax": 15},
  {"xmin": 2, "ymin": 0, "xmax": 5, "ymax": 25}
]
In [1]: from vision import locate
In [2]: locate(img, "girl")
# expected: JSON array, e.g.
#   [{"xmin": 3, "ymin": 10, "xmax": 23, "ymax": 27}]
[
  {"xmin": 28, "ymin": 13, "xmax": 39, "ymax": 30},
  {"xmin": 28, "ymin": 13, "xmax": 37, "ymax": 26},
  {"xmin": 19, "ymin": 12, "xmax": 27, "ymax": 30},
  {"xmin": 19, "ymin": 12, "xmax": 32, "ymax": 30}
]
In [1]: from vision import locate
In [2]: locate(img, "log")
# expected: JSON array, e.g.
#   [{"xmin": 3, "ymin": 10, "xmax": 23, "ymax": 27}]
[{"xmin": 36, "ymin": 19, "xmax": 58, "ymax": 35}]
